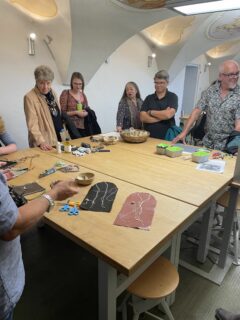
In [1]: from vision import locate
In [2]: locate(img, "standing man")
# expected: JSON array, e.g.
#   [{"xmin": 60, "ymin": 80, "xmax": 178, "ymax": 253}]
[
  {"xmin": 140, "ymin": 70, "xmax": 178, "ymax": 139},
  {"xmin": 0, "ymin": 173, "xmax": 80, "ymax": 320},
  {"xmin": 173, "ymin": 60, "xmax": 240, "ymax": 150}
]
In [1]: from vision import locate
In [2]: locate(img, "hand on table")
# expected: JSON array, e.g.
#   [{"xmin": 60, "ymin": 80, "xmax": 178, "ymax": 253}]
[{"xmin": 39, "ymin": 143, "xmax": 53, "ymax": 151}]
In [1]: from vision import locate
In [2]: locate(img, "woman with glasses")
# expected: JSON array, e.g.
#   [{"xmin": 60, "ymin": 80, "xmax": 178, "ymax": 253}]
[
  {"xmin": 173, "ymin": 60, "xmax": 240, "ymax": 151},
  {"xmin": 60, "ymin": 72, "xmax": 89, "ymax": 137},
  {"xmin": 116, "ymin": 82, "xmax": 143, "ymax": 132}
]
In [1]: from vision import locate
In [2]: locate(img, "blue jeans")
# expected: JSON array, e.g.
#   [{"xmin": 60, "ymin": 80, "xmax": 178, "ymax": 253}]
[{"xmin": 5, "ymin": 309, "xmax": 13, "ymax": 320}]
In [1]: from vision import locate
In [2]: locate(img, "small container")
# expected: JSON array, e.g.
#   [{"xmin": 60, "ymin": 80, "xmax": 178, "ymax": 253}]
[
  {"xmin": 76, "ymin": 103, "xmax": 83, "ymax": 111},
  {"xmin": 192, "ymin": 151, "xmax": 209, "ymax": 163},
  {"xmin": 64, "ymin": 138, "xmax": 72, "ymax": 153},
  {"xmin": 56, "ymin": 141, "xmax": 62, "ymax": 154},
  {"xmin": 75, "ymin": 172, "xmax": 95, "ymax": 186},
  {"xmin": 156, "ymin": 143, "xmax": 169, "ymax": 155},
  {"xmin": 166, "ymin": 146, "xmax": 183, "ymax": 158}
]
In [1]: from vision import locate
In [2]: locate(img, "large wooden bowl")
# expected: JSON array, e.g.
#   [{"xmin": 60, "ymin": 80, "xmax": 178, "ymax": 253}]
[{"xmin": 120, "ymin": 129, "xmax": 150, "ymax": 143}]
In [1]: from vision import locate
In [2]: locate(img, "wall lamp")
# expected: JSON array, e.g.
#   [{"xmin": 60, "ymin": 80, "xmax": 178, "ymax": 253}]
[
  {"xmin": 204, "ymin": 62, "xmax": 212, "ymax": 72},
  {"xmin": 28, "ymin": 33, "xmax": 36, "ymax": 56},
  {"xmin": 148, "ymin": 52, "xmax": 156, "ymax": 68}
]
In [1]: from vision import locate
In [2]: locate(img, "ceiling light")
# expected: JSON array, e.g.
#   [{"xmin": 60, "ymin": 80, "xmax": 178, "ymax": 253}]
[{"xmin": 174, "ymin": 0, "xmax": 240, "ymax": 15}]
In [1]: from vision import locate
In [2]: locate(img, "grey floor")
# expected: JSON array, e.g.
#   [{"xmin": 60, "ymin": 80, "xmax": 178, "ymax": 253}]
[{"xmin": 14, "ymin": 224, "xmax": 240, "ymax": 320}]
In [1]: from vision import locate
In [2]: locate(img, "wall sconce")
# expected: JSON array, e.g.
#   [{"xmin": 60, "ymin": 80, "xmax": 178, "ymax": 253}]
[
  {"xmin": 204, "ymin": 62, "xmax": 212, "ymax": 72},
  {"xmin": 28, "ymin": 33, "xmax": 36, "ymax": 56},
  {"xmin": 148, "ymin": 52, "xmax": 156, "ymax": 68}
]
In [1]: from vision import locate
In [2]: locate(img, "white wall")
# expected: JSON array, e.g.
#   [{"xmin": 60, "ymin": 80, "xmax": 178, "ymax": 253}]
[
  {"xmin": 0, "ymin": 1, "xmax": 62, "ymax": 149},
  {"xmin": 82, "ymin": 34, "xmax": 158, "ymax": 133},
  {"xmin": 0, "ymin": 2, "xmax": 158, "ymax": 148}
]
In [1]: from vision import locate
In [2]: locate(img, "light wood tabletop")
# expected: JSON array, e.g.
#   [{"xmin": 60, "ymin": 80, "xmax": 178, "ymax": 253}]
[
  {"xmin": 1, "ymin": 148, "xmax": 197, "ymax": 276},
  {"xmin": 46, "ymin": 141, "xmax": 235, "ymax": 207}
]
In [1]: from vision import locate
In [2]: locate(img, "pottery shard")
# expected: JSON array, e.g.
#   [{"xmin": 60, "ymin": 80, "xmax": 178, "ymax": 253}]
[{"xmin": 114, "ymin": 192, "xmax": 156, "ymax": 230}]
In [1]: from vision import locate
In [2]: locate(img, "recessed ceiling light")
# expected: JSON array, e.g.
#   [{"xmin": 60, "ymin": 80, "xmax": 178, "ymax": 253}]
[{"xmin": 174, "ymin": 0, "xmax": 240, "ymax": 15}]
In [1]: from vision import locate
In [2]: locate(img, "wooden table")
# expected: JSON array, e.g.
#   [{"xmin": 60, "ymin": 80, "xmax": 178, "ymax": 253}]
[
  {"xmin": 2, "ymin": 141, "xmax": 237, "ymax": 320},
  {"xmin": 2, "ymin": 148, "xmax": 198, "ymax": 320}
]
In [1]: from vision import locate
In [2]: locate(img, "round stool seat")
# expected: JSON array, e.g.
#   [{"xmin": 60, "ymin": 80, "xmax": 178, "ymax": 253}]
[
  {"xmin": 217, "ymin": 191, "xmax": 240, "ymax": 210},
  {"xmin": 128, "ymin": 256, "xmax": 179, "ymax": 300}
]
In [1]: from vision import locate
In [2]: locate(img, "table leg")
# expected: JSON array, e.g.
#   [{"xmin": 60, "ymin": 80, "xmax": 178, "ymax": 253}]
[
  {"xmin": 218, "ymin": 186, "xmax": 239, "ymax": 268},
  {"xmin": 197, "ymin": 203, "xmax": 215, "ymax": 263},
  {"xmin": 98, "ymin": 259, "xmax": 117, "ymax": 320}
]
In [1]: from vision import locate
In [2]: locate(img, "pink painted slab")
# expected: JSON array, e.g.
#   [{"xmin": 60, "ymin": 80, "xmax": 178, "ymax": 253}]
[{"xmin": 114, "ymin": 192, "xmax": 156, "ymax": 230}]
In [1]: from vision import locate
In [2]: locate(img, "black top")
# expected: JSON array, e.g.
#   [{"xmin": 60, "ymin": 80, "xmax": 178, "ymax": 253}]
[
  {"xmin": 141, "ymin": 90, "xmax": 178, "ymax": 139},
  {"xmin": 44, "ymin": 90, "xmax": 63, "ymax": 141}
]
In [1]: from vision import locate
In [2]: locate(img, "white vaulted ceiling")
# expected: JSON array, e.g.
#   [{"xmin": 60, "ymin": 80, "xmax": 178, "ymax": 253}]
[{"xmin": 7, "ymin": 0, "xmax": 240, "ymax": 83}]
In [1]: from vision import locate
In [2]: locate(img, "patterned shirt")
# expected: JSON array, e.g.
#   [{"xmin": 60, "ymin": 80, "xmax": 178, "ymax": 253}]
[
  {"xmin": 197, "ymin": 81, "xmax": 240, "ymax": 151},
  {"xmin": 60, "ymin": 90, "xmax": 88, "ymax": 129},
  {"xmin": 116, "ymin": 97, "xmax": 142, "ymax": 129}
]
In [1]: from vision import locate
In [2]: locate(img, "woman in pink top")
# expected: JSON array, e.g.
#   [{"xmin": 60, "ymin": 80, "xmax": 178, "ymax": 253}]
[{"xmin": 60, "ymin": 72, "xmax": 89, "ymax": 137}]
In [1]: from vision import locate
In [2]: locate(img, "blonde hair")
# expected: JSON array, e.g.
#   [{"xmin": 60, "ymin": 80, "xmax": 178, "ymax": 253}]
[{"xmin": 0, "ymin": 116, "xmax": 5, "ymax": 134}]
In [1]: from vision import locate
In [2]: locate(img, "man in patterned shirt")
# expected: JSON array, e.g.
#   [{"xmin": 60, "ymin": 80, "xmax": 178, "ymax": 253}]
[{"xmin": 173, "ymin": 60, "xmax": 240, "ymax": 151}]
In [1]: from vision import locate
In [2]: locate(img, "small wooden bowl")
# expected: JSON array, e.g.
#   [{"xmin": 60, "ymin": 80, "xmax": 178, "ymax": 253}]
[
  {"xmin": 103, "ymin": 136, "xmax": 118, "ymax": 145},
  {"xmin": 75, "ymin": 173, "xmax": 95, "ymax": 186}
]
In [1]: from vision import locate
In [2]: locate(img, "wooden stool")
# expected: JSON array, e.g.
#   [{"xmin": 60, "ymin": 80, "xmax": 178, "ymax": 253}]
[
  {"xmin": 122, "ymin": 256, "xmax": 179, "ymax": 320},
  {"xmin": 217, "ymin": 191, "xmax": 240, "ymax": 265}
]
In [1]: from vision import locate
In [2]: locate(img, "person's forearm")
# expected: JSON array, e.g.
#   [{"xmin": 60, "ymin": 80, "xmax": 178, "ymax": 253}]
[
  {"xmin": 2, "ymin": 189, "xmax": 58, "ymax": 240},
  {"xmin": 150, "ymin": 108, "xmax": 175, "ymax": 121},
  {"xmin": 140, "ymin": 112, "xmax": 159, "ymax": 124},
  {"xmin": 67, "ymin": 110, "xmax": 77, "ymax": 116},
  {"xmin": 0, "ymin": 143, "xmax": 17, "ymax": 155},
  {"xmin": 182, "ymin": 108, "xmax": 202, "ymax": 135}
]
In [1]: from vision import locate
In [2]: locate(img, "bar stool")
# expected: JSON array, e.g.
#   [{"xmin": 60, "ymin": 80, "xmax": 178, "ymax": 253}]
[
  {"xmin": 217, "ymin": 191, "xmax": 240, "ymax": 265},
  {"xmin": 121, "ymin": 256, "xmax": 179, "ymax": 320}
]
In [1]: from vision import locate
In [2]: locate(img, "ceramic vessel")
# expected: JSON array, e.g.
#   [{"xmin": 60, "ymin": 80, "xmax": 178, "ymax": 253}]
[
  {"xmin": 166, "ymin": 146, "xmax": 183, "ymax": 158},
  {"xmin": 75, "ymin": 172, "xmax": 95, "ymax": 185}
]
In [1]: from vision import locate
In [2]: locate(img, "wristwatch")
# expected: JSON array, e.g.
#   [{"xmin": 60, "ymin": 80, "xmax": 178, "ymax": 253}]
[{"xmin": 42, "ymin": 194, "xmax": 55, "ymax": 212}]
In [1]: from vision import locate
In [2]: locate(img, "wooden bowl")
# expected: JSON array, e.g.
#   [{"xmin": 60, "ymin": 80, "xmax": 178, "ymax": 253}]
[
  {"xmin": 120, "ymin": 129, "xmax": 150, "ymax": 143},
  {"xmin": 75, "ymin": 173, "xmax": 95, "ymax": 186},
  {"xmin": 103, "ymin": 136, "xmax": 118, "ymax": 145}
]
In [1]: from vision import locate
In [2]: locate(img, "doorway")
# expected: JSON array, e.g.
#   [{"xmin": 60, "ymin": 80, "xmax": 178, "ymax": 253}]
[{"xmin": 182, "ymin": 64, "xmax": 199, "ymax": 116}]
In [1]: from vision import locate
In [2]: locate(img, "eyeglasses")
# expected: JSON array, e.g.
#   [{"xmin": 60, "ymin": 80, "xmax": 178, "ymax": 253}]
[
  {"xmin": 73, "ymin": 82, "xmax": 83, "ymax": 86},
  {"xmin": 221, "ymin": 72, "xmax": 239, "ymax": 79},
  {"xmin": 154, "ymin": 81, "xmax": 167, "ymax": 85}
]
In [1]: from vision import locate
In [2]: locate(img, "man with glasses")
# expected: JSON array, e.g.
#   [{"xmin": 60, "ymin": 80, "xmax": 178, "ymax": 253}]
[
  {"xmin": 140, "ymin": 70, "xmax": 178, "ymax": 139},
  {"xmin": 173, "ymin": 60, "xmax": 240, "ymax": 151}
]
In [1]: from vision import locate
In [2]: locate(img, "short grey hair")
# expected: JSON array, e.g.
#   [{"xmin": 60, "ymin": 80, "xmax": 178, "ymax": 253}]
[
  {"xmin": 34, "ymin": 65, "xmax": 54, "ymax": 82},
  {"xmin": 154, "ymin": 70, "xmax": 169, "ymax": 82}
]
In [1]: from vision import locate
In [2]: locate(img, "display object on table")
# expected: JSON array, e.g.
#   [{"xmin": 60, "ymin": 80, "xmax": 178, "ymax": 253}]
[
  {"xmin": 166, "ymin": 146, "xmax": 183, "ymax": 158},
  {"xmin": 114, "ymin": 192, "xmax": 156, "ymax": 230},
  {"xmin": 75, "ymin": 172, "xmax": 95, "ymax": 186},
  {"xmin": 192, "ymin": 151, "xmax": 209, "ymax": 163},
  {"xmin": 156, "ymin": 143, "xmax": 169, "ymax": 155},
  {"xmin": 120, "ymin": 128, "xmax": 150, "ymax": 143},
  {"xmin": 80, "ymin": 182, "xmax": 118, "ymax": 212}
]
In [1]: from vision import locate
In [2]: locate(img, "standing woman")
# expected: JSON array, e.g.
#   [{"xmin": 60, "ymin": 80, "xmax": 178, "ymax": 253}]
[
  {"xmin": 60, "ymin": 72, "xmax": 89, "ymax": 137},
  {"xmin": 0, "ymin": 116, "xmax": 17, "ymax": 155},
  {"xmin": 24, "ymin": 65, "xmax": 64, "ymax": 150},
  {"xmin": 116, "ymin": 82, "xmax": 143, "ymax": 132}
]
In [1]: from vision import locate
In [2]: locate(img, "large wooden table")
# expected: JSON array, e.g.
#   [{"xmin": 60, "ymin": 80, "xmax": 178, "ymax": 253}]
[{"xmin": 1, "ymin": 139, "xmax": 237, "ymax": 320}]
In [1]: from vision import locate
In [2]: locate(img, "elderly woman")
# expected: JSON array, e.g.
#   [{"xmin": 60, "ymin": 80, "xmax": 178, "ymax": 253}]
[
  {"xmin": 24, "ymin": 65, "xmax": 64, "ymax": 151},
  {"xmin": 140, "ymin": 70, "xmax": 178, "ymax": 139},
  {"xmin": 116, "ymin": 82, "xmax": 143, "ymax": 132},
  {"xmin": 0, "ymin": 116, "xmax": 17, "ymax": 155},
  {"xmin": 60, "ymin": 72, "xmax": 89, "ymax": 137}
]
